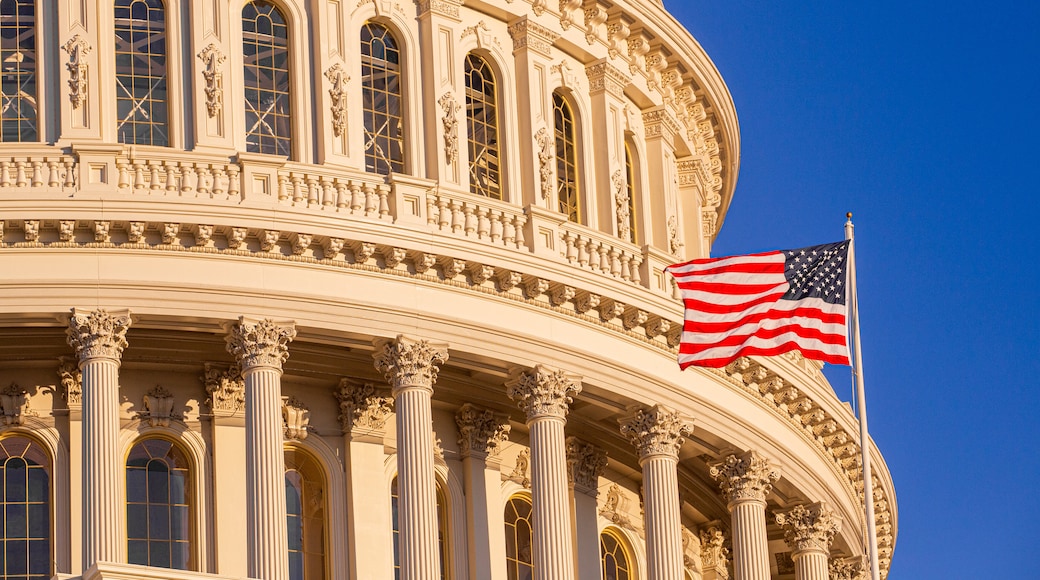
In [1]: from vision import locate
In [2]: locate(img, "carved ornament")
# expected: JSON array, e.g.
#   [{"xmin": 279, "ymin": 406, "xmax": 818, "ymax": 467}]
[
  {"xmin": 612, "ymin": 169, "xmax": 630, "ymax": 241},
  {"xmin": 507, "ymin": 18, "xmax": 558, "ymax": 56},
  {"xmin": 507, "ymin": 448, "xmax": 531, "ymax": 488},
  {"xmin": 58, "ymin": 357, "xmax": 82, "ymax": 406},
  {"xmin": 699, "ymin": 525, "xmax": 730, "ymax": 577},
  {"xmin": 438, "ymin": 92, "xmax": 460, "ymax": 165},
  {"xmin": 505, "ymin": 364, "xmax": 581, "ymax": 420},
  {"xmin": 62, "ymin": 35, "xmax": 91, "ymax": 108},
  {"xmin": 373, "ymin": 335, "xmax": 449, "ymax": 393},
  {"xmin": 324, "ymin": 63, "xmax": 350, "ymax": 137},
  {"xmin": 198, "ymin": 44, "xmax": 226, "ymax": 117},
  {"xmin": 0, "ymin": 383, "xmax": 34, "ymax": 427},
  {"xmin": 565, "ymin": 437, "xmax": 607, "ymax": 494},
  {"xmin": 141, "ymin": 385, "xmax": 176, "ymax": 427},
  {"xmin": 535, "ymin": 127, "xmax": 554, "ymax": 200},
  {"xmin": 282, "ymin": 395, "xmax": 311, "ymax": 440},
  {"xmin": 709, "ymin": 450, "xmax": 780, "ymax": 504},
  {"xmin": 203, "ymin": 363, "xmax": 245, "ymax": 415},
  {"xmin": 225, "ymin": 318, "xmax": 297, "ymax": 371},
  {"xmin": 619, "ymin": 404, "xmax": 693, "ymax": 460},
  {"xmin": 774, "ymin": 502, "xmax": 841, "ymax": 555},
  {"xmin": 336, "ymin": 378, "xmax": 394, "ymax": 433},
  {"xmin": 66, "ymin": 309, "xmax": 132, "ymax": 362},
  {"xmin": 455, "ymin": 403, "xmax": 510, "ymax": 458}
]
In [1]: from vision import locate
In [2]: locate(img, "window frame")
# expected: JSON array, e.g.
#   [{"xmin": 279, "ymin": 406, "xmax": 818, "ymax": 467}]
[
  {"xmin": 113, "ymin": 0, "xmax": 170, "ymax": 147},
  {"xmin": 463, "ymin": 52, "xmax": 502, "ymax": 200},
  {"xmin": 552, "ymin": 90, "xmax": 581, "ymax": 224},
  {"xmin": 124, "ymin": 436, "xmax": 194, "ymax": 571}
]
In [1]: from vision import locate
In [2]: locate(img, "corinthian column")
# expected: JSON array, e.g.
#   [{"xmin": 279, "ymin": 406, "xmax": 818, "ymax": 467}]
[
  {"xmin": 620, "ymin": 405, "xmax": 693, "ymax": 580},
  {"xmin": 709, "ymin": 451, "xmax": 780, "ymax": 580},
  {"xmin": 67, "ymin": 308, "xmax": 131, "ymax": 568},
  {"xmin": 775, "ymin": 502, "xmax": 841, "ymax": 580},
  {"xmin": 226, "ymin": 318, "xmax": 297, "ymax": 580},
  {"xmin": 506, "ymin": 365, "xmax": 582, "ymax": 580},
  {"xmin": 374, "ymin": 335, "xmax": 449, "ymax": 580}
]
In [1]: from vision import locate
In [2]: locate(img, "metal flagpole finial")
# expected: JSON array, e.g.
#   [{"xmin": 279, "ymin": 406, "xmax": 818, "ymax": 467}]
[{"xmin": 845, "ymin": 213, "xmax": 855, "ymax": 241}]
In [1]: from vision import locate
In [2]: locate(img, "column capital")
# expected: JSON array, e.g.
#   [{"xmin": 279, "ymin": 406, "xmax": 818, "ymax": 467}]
[
  {"xmin": 829, "ymin": 555, "xmax": 866, "ymax": 580},
  {"xmin": 619, "ymin": 404, "xmax": 693, "ymax": 460},
  {"xmin": 774, "ymin": 502, "xmax": 841, "ymax": 556},
  {"xmin": 336, "ymin": 378, "xmax": 394, "ymax": 435},
  {"xmin": 698, "ymin": 524, "xmax": 731, "ymax": 578},
  {"xmin": 372, "ymin": 335, "xmax": 449, "ymax": 394},
  {"xmin": 709, "ymin": 450, "xmax": 780, "ymax": 504},
  {"xmin": 66, "ymin": 308, "xmax": 132, "ymax": 362},
  {"xmin": 455, "ymin": 403, "xmax": 510, "ymax": 458},
  {"xmin": 565, "ymin": 437, "xmax": 607, "ymax": 496},
  {"xmin": 505, "ymin": 364, "xmax": 582, "ymax": 420},
  {"xmin": 225, "ymin": 317, "xmax": 297, "ymax": 372}
]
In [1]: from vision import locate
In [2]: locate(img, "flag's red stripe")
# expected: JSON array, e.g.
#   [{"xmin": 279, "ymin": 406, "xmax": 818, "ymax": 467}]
[
  {"xmin": 683, "ymin": 307, "xmax": 847, "ymax": 332},
  {"xmin": 677, "ymin": 280, "xmax": 786, "ymax": 295},
  {"xmin": 669, "ymin": 261, "xmax": 786, "ymax": 278},
  {"xmin": 678, "ymin": 344, "xmax": 851, "ymax": 369},
  {"xmin": 679, "ymin": 291, "xmax": 788, "ymax": 315},
  {"xmin": 678, "ymin": 326, "xmax": 848, "ymax": 354}
]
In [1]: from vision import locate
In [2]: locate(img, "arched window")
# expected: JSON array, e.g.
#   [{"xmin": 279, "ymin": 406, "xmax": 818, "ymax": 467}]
[
  {"xmin": 622, "ymin": 141, "xmax": 638, "ymax": 243},
  {"xmin": 600, "ymin": 528, "xmax": 632, "ymax": 580},
  {"xmin": 0, "ymin": 0, "xmax": 37, "ymax": 142},
  {"xmin": 115, "ymin": 0, "xmax": 168, "ymax": 146},
  {"xmin": 360, "ymin": 22, "xmax": 403, "ymax": 175},
  {"xmin": 0, "ymin": 435, "xmax": 50, "ymax": 578},
  {"xmin": 504, "ymin": 494, "xmax": 533, "ymax": 580},
  {"xmin": 552, "ymin": 92, "xmax": 579, "ymax": 223},
  {"xmin": 464, "ymin": 53, "xmax": 501, "ymax": 199},
  {"xmin": 243, "ymin": 0, "xmax": 291, "ymax": 156},
  {"xmin": 391, "ymin": 476, "xmax": 450, "ymax": 579},
  {"xmin": 126, "ymin": 438, "xmax": 191, "ymax": 569},
  {"xmin": 285, "ymin": 446, "xmax": 326, "ymax": 580}
]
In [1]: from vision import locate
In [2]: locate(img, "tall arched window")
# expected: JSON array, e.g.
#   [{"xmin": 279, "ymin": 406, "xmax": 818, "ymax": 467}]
[
  {"xmin": 126, "ymin": 438, "xmax": 191, "ymax": 570},
  {"xmin": 285, "ymin": 446, "xmax": 326, "ymax": 580},
  {"xmin": 504, "ymin": 494, "xmax": 533, "ymax": 580},
  {"xmin": 114, "ymin": 0, "xmax": 168, "ymax": 146},
  {"xmin": 391, "ymin": 476, "xmax": 450, "ymax": 579},
  {"xmin": 360, "ymin": 22, "xmax": 403, "ymax": 175},
  {"xmin": 600, "ymin": 528, "xmax": 632, "ymax": 580},
  {"xmin": 0, "ymin": 435, "xmax": 50, "ymax": 578},
  {"xmin": 0, "ymin": 0, "xmax": 37, "ymax": 142},
  {"xmin": 623, "ymin": 141, "xmax": 638, "ymax": 243},
  {"xmin": 243, "ymin": 0, "xmax": 291, "ymax": 156},
  {"xmin": 464, "ymin": 53, "xmax": 500, "ymax": 199},
  {"xmin": 552, "ymin": 92, "xmax": 579, "ymax": 223}
]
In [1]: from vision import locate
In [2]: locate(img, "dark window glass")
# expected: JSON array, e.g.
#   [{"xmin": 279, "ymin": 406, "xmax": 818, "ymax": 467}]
[
  {"xmin": 361, "ymin": 22, "xmax": 403, "ymax": 174},
  {"xmin": 599, "ymin": 530, "xmax": 631, "ymax": 580},
  {"xmin": 504, "ymin": 495, "xmax": 533, "ymax": 580},
  {"xmin": 464, "ymin": 53, "xmax": 501, "ymax": 199},
  {"xmin": 114, "ymin": 0, "xmax": 168, "ymax": 146},
  {"xmin": 285, "ymin": 447, "xmax": 326, "ymax": 580},
  {"xmin": 0, "ymin": 436, "xmax": 50, "ymax": 580},
  {"xmin": 623, "ymin": 141, "xmax": 638, "ymax": 243},
  {"xmin": 0, "ymin": 0, "xmax": 36, "ymax": 142},
  {"xmin": 126, "ymin": 439, "xmax": 190, "ymax": 570},
  {"xmin": 243, "ymin": 0, "xmax": 291, "ymax": 156},
  {"xmin": 553, "ymin": 92, "xmax": 579, "ymax": 223}
]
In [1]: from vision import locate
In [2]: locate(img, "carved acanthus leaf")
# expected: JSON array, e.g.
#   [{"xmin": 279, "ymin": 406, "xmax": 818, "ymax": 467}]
[
  {"xmin": 336, "ymin": 378, "xmax": 394, "ymax": 432},
  {"xmin": 709, "ymin": 450, "xmax": 780, "ymax": 503},
  {"xmin": 66, "ymin": 309, "xmax": 132, "ymax": 362},
  {"xmin": 373, "ymin": 335, "xmax": 448, "ymax": 393},
  {"xmin": 455, "ymin": 403, "xmax": 510, "ymax": 457},
  {"xmin": 225, "ymin": 318, "xmax": 296, "ymax": 371},
  {"xmin": 619, "ymin": 405, "xmax": 693, "ymax": 459},
  {"xmin": 505, "ymin": 365, "xmax": 582, "ymax": 420}
]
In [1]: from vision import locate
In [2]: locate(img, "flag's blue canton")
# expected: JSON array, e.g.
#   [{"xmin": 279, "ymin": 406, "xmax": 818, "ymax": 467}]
[{"xmin": 781, "ymin": 241, "xmax": 850, "ymax": 305}]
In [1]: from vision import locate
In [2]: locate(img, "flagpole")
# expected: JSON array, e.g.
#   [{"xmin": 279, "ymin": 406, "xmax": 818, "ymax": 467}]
[{"xmin": 845, "ymin": 213, "xmax": 880, "ymax": 580}]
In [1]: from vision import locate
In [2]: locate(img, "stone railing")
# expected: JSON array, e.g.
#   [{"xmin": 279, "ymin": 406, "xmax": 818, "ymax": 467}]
[
  {"xmin": 558, "ymin": 222, "xmax": 644, "ymax": 285},
  {"xmin": 276, "ymin": 164, "xmax": 391, "ymax": 220},
  {"xmin": 115, "ymin": 154, "xmax": 240, "ymax": 198},
  {"xmin": 424, "ymin": 188, "xmax": 528, "ymax": 250},
  {"xmin": 0, "ymin": 152, "xmax": 77, "ymax": 191}
]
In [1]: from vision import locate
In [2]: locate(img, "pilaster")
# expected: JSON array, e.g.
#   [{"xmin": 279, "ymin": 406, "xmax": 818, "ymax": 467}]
[
  {"xmin": 641, "ymin": 106, "xmax": 682, "ymax": 255},
  {"xmin": 455, "ymin": 404, "xmax": 510, "ymax": 580},
  {"xmin": 202, "ymin": 363, "xmax": 248, "ymax": 578},
  {"xmin": 709, "ymin": 451, "xmax": 779, "ymax": 580},
  {"xmin": 699, "ymin": 525, "xmax": 731, "ymax": 580},
  {"xmin": 774, "ymin": 502, "xmax": 840, "ymax": 580},
  {"xmin": 565, "ymin": 437, "xmax": 607, "ymax": 580},
  {"xmin": 586, "ymin": 59, "xmax": 633, "ymax": 238}
]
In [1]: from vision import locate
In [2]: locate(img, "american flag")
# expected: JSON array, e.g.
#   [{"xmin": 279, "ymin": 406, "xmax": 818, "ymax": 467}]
[{"xmin": 666, "ymin": 241, "xmax": 852, "ymax": 369}]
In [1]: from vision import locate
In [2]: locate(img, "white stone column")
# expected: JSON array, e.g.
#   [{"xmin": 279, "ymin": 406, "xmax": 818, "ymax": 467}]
[
  {"xmin": 226, "ymin": 318, "xmax": 297, "ymax": 580},
  {"xmin": 709, "ymin": 451, "xmax": 780, "ymax": 580},
  {"xmin": 66, "ymin": 309, "xmax": 132, "ymax": 568},
  {"xmin": 565, "ymin": 438, "xmax": 607, "ymax": 580},
  {"xmin": 456, "ymin": 404, "xmax": 511, "ymax": 580},
  {"xmin": 506, "ymin": 365, "xmax": 582, "ymax": 580},
  {"xmin": 374, "ymin": 335, "xmax": 449, "ymax": 580},
  {"xmin": 620, "ymin": 405, "xmax": 693, "ymax": 580},
  {"xmin": 775, "ymin": 503, "xmax": 841, "ymax": 580}
]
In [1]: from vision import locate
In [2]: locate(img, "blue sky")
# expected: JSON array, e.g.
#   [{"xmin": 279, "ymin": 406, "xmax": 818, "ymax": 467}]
[{"xmin": 665, "ymin": 1, "xmax": 1040, "ymax": 578}]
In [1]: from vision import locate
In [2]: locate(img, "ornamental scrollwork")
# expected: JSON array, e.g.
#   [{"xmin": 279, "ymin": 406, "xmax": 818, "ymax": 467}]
[
  {"xmin": 709, "ymin": 450, "xmax": 780, "ymax": 504},
  {"xmin": 373, "ymin": 335, "xmax": 449, "ymax": 393},
  {"xmin": 699, "ymin": 525, "xmax": 730, "ymax": 576},
  {"xmin": 225, "ymin": 318, "xmax": 297, "ymax": 371},
  {"xmin": 455, "ymin": 403, "xmax": 510, "ymax": 458},
  {"xmin": 58, "ymin": 357, "xmax": 82, "ymax": 406},
  {"xmin": 62, "ymin": 35, "xmax": 91, "ymax": 109},
  {"xmin": 324, "ymin": 63, "xmax": 350, "ymax": 137},
  {"xmin": 565, "ymin": 437, "xmax": 607, "ymax": 494},
  {"xmin": 612, "ymin": 168, "xmax": 630, "ymax": 241},
  {"xmin": 438, "ymin": 92, "xmax": 460, "ymax": 165},
  {"xmin": 619, "ymin": 404, "xmax": 693, "ymax": 460},
  {"xmin": 535, "ymin": 127, "xmax": 554, "ymax": 200},
  {"xmin": 66, "ymin": 309, "xmax": 132, "ymax": 362},
  {"xmin": 505, "ymin": 365, "xmax": 581, "ymax": 420},
  {"xmin": 203, "ymin": 363, "xmax": 244, "ymax": 415},
  {"xmin": 336, "ymin": 378, "xmax": 394, "ymax": 433},
  {"xmin": 197, "ymin": 43, "xmax": 226, "ymax": 118}
]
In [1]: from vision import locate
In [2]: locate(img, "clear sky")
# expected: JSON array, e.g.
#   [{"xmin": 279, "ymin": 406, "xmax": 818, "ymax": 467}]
[{"xmin": 664, "ymin": 1, "xmax": 1040, "ymax": 578}]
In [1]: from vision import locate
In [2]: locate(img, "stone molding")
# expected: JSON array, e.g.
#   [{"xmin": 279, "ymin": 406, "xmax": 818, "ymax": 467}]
[
  {"xmin": 565, "ymin": 436, "xmax": 607, "ymax": 495},
  {"xmin": 336, "ymin": 378, "xmax": 394, "ymax": 433},
  {"xmin": 709, "ymin": 450, "xmax": 780, "ymax": 504},
  {"xmin": 66, "ymin": 308, "xmax": 132, "ymax": 362},
  {"xmin": 373, "ymin": 335, "xmax": 449, "ymax": 393},
  {"xmin": 225, "ymin": 318, "xmax": 296, "ymax": 371},
  {"xmin": 774, "ymin": 502, "xmax": 841, "ymax": 555},
  {"xmin": 619, "ymin": 404, "xmax": 692, "ymax": 460},
  {"xmin": 505, "ymin": 364, "xmax": 582, "ymax": 420},
  {"xmin": 455, "ymin": 403, "xmax": 510, "ymax": 458}
]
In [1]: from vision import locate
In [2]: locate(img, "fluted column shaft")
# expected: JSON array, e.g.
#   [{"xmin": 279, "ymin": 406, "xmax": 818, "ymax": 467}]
[
  {"xmin": 794, "ymin": 552, "xmax": 829, "ymax": 580},
  {"xmin": 620, "ymin": 405, "xmax": 693, "ymax": 580},
  {"xmin": 710, "ymin": 451, "xmax": 780, "ymax": 580},
  {"xmin": 227, "ymin": 318, "xmax": 297, "ymax": 580},
  {"xmin": 507, "ymin": 365, "xmax": 582, "ymax": 580},
  {"xmin": 67, "ymin": 309, "xmax": 132, "ymax": 568},
  {"xmin": 775, "ymin": 502, "xmax": 840, "ymax": 580},
  {"xmin": 375, "ymin": 335, "xmax": 449, "ymax": 580}
]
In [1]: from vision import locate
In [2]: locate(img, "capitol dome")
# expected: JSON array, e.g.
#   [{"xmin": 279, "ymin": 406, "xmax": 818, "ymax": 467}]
[{"xmin": 0, "ymin": 0, "xmax": 895, "ymax": 578}]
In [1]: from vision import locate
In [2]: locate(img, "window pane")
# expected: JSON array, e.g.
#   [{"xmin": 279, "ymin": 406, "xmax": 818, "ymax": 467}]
[
  {"xmin": 126, "ymin": 439, "xmax": 191, "ymax": 570},
  {"xmin": 5, "ymin": 539, "xmax": 26, "ymax": 574},
  {"xmin": 114, "ymin": 0, "xmax": 168, "ymax": 145},
  {"xmin": 553, "ymin": 93, "xmax": 580, "ymax": 223},
  {"xmin": 243, "ymin": 0, "xmax": 291, "ymax": 157},
  {"xmin": 465, "ymin": 54, "xmax": 502, "ymax": 199},
  {"xmin": 0, "ymin": 0, "xmax": 37, "ymax": 142},
  {"xmin": 128, "ymin": 539, "xmax": 148, "ymax": 565},
  {"xmin": 285, "ymin": 448, "xmax": 326, "ymax": 580},
  {"xmin": 361, "ymin": 22, "xmax": 404, "ymax": 174}
]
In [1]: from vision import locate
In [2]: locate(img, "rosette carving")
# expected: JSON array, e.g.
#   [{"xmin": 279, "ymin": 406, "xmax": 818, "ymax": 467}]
[
  {"xmin": 505, "ymin": 365, "xmax": 582, "ymax": 420},
  {"xmin": 225, "ymin": 318, "xmax": 296, "ymax": 371},
  {"xmin": 774, "ymin": 502, "xmax": 841, "ymax": 555},
  {"xmin": 455, "ymin": 403, "xmax": 510, "ymax": 457},
  {"xmin": 709, "ymin": 450, "xmax": 780, "ymax": 503},
  {"xmin": 373, "ymin": 335, "xmax": 449, "ymax": 393},
  {"xmin": 619, "ymin": 404, "xmax": 693, "ymax": 460},
  {"xmin": 66, "ymin": 308, "xmax": 132, "ymax": 362},
  {"xmin": 336, "ymin": 378, "xmax": 394, "ymax": 432},
  {"xmin": 565, "ymin": 437, "xmax": 607, "ymax": 494}
]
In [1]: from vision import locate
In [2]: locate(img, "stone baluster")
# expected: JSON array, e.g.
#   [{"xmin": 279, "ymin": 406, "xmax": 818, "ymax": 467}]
[
  {"xmin": 620, "ymin": 405, "xmax": 693, "ymax": 580},
  {"xmin": 775, "ymin": 502, "xmax": 841, "ymax": 580},
  {"xmin": 709, "ymin": 451, "xmax": 780, "ymax": 580},
  {"xmin": 506, "ymin": 365, "xmax": 582, "ymax": 580},
  {"xmin": 374, "ymin": 335, "xmax": 449, "ymax": 580},
  {"xmin": 66, "ymin": 308, "xmax": 132, "ymax": 567},
  {"xmin": 226, "ymin": 318, "xmax": 297, "ymax": 580},
  {"xmin": 456, "ymin": 403, "xmax": 511, "ymax": 580}
]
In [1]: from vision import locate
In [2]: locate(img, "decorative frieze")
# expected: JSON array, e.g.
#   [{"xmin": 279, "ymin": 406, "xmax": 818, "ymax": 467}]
[
  {"xmin": 67, "ymin": 309, "xmax": 132, "ymax": 362},
  {"xmin": 203, "ymin": 363, "xmax": 245, "ymax": 415},
  {"xmin": 505, "ymin": 365, "xmax": 582, "ymax": 420},
  {"xmin": 586, "ymin": 61, "xmax": 629, "ymax": 98},
  {"xmin": 225, "ymin": 318, "xmax": 296, "ymax": 371},
  {"xmin": 709, "ymin": 450, "xmax": 780, "ymax": 503},
  {"xmin": 336, "ymin": 378, "xmax": 394, "ymax": 433},
  {"xmin": 774, "ymin": 502, "xmax": 841, "ymax": 555},
  {"xmin": 373, "ymin": 335, "xmax": 449, "ymax": 392},
  {"xmin": 619, "ymin": 404, "xmax": 693, "ymax": 460},
  {"xmin": 198, "ymin": 44, "xmax": 226, "ymax": 117},
  {"xmin": 565, "ymin": 436, "xmax": 607, "ymax": 494},
  {"xmin": 455, "ymin": 403, "xmax": 510, "ymax": 458}
]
